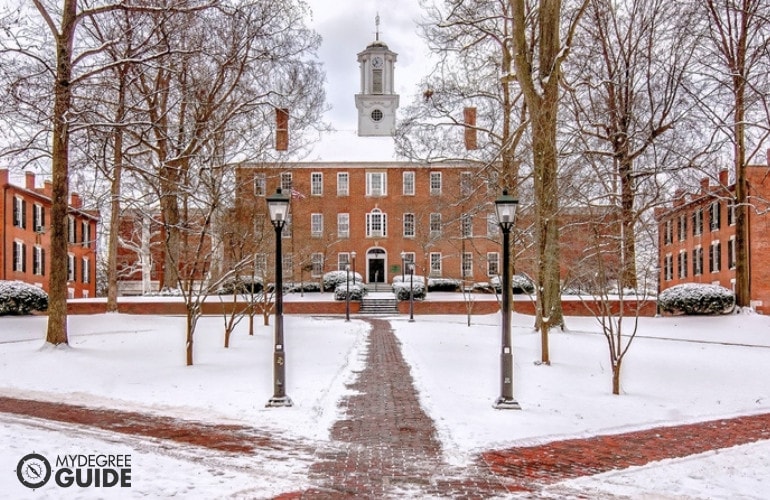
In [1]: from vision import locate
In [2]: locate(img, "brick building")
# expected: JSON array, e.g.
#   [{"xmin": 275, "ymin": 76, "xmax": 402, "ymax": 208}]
[
  {"xmin": 1, "ymin": 169, "xmax": 98, "ymax": 298},
  {"xmin": 655, "ymin": 154, "xmax": 770, "ymax": 313}
]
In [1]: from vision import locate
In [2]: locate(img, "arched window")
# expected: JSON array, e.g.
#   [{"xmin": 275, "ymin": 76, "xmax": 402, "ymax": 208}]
[{"xmin": 366, "ymin": 208, "xmax": 387, "ymax": 237}]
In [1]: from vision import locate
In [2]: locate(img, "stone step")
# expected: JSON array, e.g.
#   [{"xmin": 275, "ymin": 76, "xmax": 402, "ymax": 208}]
[{"xmin": 359, "ymin": 296, "xmax": 398, "ymax": 314}]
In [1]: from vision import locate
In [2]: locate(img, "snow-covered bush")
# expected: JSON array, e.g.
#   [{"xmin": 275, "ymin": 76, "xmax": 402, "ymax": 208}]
[
  {"xmin": 216, "ymin": 276, "xmax": 263, "ymax": 295},
  {"xmin": 0, "ymin": 281, "xmax": 48, "ymax": 316},
  {"xmin": 334, "ymin": 281, "xmax": 367, "ymax": 301},
  {"xmin": 323, "ymin": 270, "xmax": 363, "ymax": 291},
  {"xmin": 489, "ymin": 274, "xmax": 536, "ymax": 294},
  {"xmin": 393, "ymin": 279, "xmax": 426, "ymax": 301},
  {"xmin": 286, "ymin": 281, "xmax": 321, "ymax": 293},
  {"xmin": 658, "ymin": 283, "xmax": 735, "ymax": 315},
  {"xmin": 427, "ymin": 278, "xmax": 461, "ymax": 292}
]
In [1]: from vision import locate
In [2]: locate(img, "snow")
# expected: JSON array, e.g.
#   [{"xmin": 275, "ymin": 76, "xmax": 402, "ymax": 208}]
[{"xmin": 1, "ymin": 308, "xmax": 769, "ymax": 498}]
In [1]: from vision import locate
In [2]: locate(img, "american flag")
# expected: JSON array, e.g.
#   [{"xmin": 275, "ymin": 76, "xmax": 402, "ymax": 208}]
[{"xmin": 290, "ymin": 188, "xmax": 306, "ymax": 200}]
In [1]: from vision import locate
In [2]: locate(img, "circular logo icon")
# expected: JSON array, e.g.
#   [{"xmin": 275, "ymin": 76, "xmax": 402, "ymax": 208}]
[{"xmin": 16, "ymin": 453, "xmax": 51, "ymax": 489}]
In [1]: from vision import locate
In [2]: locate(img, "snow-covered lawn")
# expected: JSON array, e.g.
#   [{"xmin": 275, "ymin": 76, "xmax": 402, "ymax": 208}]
[{"xmin": 0, "ymin": 310, "xmax": 769, "ymax": 498}]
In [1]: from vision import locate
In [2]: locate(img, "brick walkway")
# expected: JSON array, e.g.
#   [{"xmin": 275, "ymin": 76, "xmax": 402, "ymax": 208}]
[{"xmin": 1, "ymin": 317, "xmax": 769, "ymax": 498}]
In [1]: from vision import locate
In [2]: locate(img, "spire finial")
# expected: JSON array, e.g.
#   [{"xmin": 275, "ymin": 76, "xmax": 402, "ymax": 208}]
[{"xmin": 375, "ymin": 13, "xmax": 380, "ymax": 41}]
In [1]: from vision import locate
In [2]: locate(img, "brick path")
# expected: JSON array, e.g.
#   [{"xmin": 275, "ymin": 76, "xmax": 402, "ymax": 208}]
[{"xmin": 1, "ymin": 317, "xmax": 769, "ymax": 498}]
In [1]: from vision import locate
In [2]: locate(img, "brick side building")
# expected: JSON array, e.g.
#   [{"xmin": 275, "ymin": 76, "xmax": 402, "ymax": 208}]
[
  {"xmin": 1, "ymin": 169, "xmax": 98, "ymax": 298},
  {"xmin": 655, "ymin": 154, "xmax": 770, "ymax": 313}
]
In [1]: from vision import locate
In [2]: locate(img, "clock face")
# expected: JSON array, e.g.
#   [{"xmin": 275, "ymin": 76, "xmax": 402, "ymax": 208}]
[{"xmin": 372, "ymin": 56, "xmax": 383, "ymax": 68}]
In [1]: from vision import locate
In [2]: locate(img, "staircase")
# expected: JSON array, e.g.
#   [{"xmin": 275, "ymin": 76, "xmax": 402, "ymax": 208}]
[{"xmin": 359, "ymin": 292, "xmax": 398, "ymax": 315}]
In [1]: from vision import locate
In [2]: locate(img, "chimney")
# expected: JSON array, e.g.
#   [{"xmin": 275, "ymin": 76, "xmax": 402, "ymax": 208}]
[
  {"xmin": 767, "ymin": 148, "xmax": 770, "ymax": 167},
  {"xmin": 718, "ymin": 169, "xmax": 729, "ymax": 187},
  {"xmin": 25, "ymin": 171, "xmax": 35, "ymax": 190},
  {"xmin": 463, "ymin": 107, "xmax": 478, "ymax": 150},
  {"xmin": 0, "ymin": 168, "xmax": 8, "ymax": 185},
  {"xmin": 43, "ymin": 180, "xmax": 52, "ymax": 197},
  {"xmin": 700, "ymin": 177, "xmax": 710, "ymax": 193},
  {"xmin": 275, "ymin": 107, "xmax": 289, "ymax": 151},
  {"xmin": 70, "ymin": 192, "xmax": 82, "ymax": 209},
  {"xmin": 673, "ymin": 189, "xmax": 686, "ymax": 207}
]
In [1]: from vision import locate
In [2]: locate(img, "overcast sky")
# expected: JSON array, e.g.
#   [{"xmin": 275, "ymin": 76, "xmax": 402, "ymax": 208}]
[{"xmin": 305, "ymin": 0, "xmax": 432, "ymax": 161}]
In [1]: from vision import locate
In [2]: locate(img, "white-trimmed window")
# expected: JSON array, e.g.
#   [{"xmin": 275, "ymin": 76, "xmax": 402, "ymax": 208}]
[
  {"xmin": 311, "ymin": 172, "xmax": 323, "ymax": 195},
  {"xmin": 487, "ymin": 252, "xmax": 499, "ymax": 276},
  {"xmin": 693, "ymin": 246, "xmax": 703, "ymax": 276},
  {"xmin": 487, "ymin": 214, "xmax": 498, "ymax": 237},
  {"xmin": 33, "ymin": 245, "xmax": 45, "ymax": 276},
  {"xmin": 337, "ymin": 213, "xmax": 350, "ymax": 238},
  {"xmin": 13, "ymin": 241, "xmax": 26, "ymax": 272},
  {"xmin": 728, "ymin": 199, "xmax": 736, "ymax": 226},
  {"xmin": 709, "ymin": 241, "xmax": 721, "ymax": 273},
  {"xmin": 281, "ymin": 215, "xmax": 292, "ymax": 239},
  {"xmin": 281, "ymin": 172, "xmax": 293, "ymax": 191},
  {"xmin": 33, "ymin": 203, "xmax": 45, "ymax": 232},
  {"xmin": 664, "ymin": 254, "xmax": 673, "ymax": 281},
  {"xmin": 337, "ymin": 172, "xmax": 349, "ymax": 196},
  {"xmin": 461, "ymin": 172, "xmax": 472, "ymax": 196},
  {"xmin": 429, "ymin": 253, "xmax": 442, "ymax": 276},
  {"xmin": 254, "ymin": 253, "xmax": 267, "ymax": 276},
  {"xmin": 663, "ymin": 219, "xmax": 672, "ymax": 245},
  {"xmin": 461, "ymin": 213, "xmax": 472, "ymax": 238},
  {"xmin": 282, "ymin": 253, "xmax": 293, "ymax": 278},
  {"xmin": 338, "ymin": 252, "xmax": 350, "ymax": 271},
  {"xmin": 254, "ymin": 214, "xmax": 266, "ymax": 238},
  {"xmin": 67, "ymin": 254, "xmax": 76, "ymax": 281},
  {"xmin": 366, "ymin": 208, "xmax": 387, "ymax": 237},
  {"xmin": 728, "ymin": 236, "xmax": 736, "ymax": 270},
  {"xmin": 403, "ymin": 171, "xmax": 415, "ymax": 195},
  {"xmin": 430, "ymin": 213, "xmax": 441, "ymax": 237},
  {"xmin": 254, "ymin": 173, "xmax": 266, "ymax": 196},
  {"xmin": 693, "ymin": 208, "xmax": 703, "ymax": 236},
  {"xmin": 403, "ymin": 213, "xmax": 415, "ymax": 237},
  {"xmin": 486, "ymin": 170, "xmax": 499, "ymax": 195},
  {"xmin": 366, "ymin": 172, "xmax": 387, "ymax": 196},
  {"xmin": 13, "ymin": 196, "xmax": 26, "ymax": 228},
  {"xmin": 462, "ymin": 252, "xmax": 473, "ymax": 278},
  {"xmin": 81, "ymin": 220, "xmax": 91, "ymax": 247},
  {"xmin": 403, "ymin": 252, "xmax": 415, "ymax": 273},
  {"xmin": 430, "ymin": 172, "xmax": 442, "ymax": 195},
  {"xmin": 82, "ymin": 257, "xmax": 91, "ymax": 284},
  {"xmin": 678, "ymin": 214, "xmax": 687, "ymax": 242},
  {"xmin": 311, "ymin": 213, "xmax": 323, "ymax": 237},
  {"xmin": 68, "ymin": 215, "xmax": 76, "ymax": 244},
  {"xmin": 678, "ymin": 250, "xmax": 688, "ymax": 279},
  {"xmin": 311, "ymin": 252, "xmax": 324, "ymax": 277},
  {"xmin": 709, "ymin": 201, "xmax": 721, "ymax": 231}
]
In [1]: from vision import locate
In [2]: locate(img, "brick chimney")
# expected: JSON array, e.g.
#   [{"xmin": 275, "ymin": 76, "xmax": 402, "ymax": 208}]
[
  {"xmin": 70, "ymin": 192, "xmax": 82, "ymax": 209},
  {"xmin": 25, "ymin": 171, "xmax": 36, "ymax": 190},
  {"xmin": 673, "ymin": 189, "xmax": 686, "ymax": 207},
  {"xmin": 43, "ymin": 180, "xmax": 52, "ymax": 197},
  {"xmin": 766, "ymin": 148, "xmax": 770, "ymax": 166},
  {"xmin": 0, "ymin": 168, "xmax": 8, "ymax": 185},
  {"xmin": 718, "ymin": 169, "xmax": 729, "ymax": 187},
  {"xmin": 700, "ymin": 177, "xmax": 710, "ymax": 193}
]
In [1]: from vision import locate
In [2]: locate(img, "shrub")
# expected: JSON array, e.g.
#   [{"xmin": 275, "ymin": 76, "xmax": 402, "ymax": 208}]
[
  {"xmin": 427, "ymin": 278, "xmax": 461, "ymax": 292},
  {"xmin": 393, "ymin": 279, "xmax": 426, "ymax": 301},
  {"xmin": 658, "ymin": 283, "xmax": 735, "ymax": 315},
  {"xmin": 216, "ymin": 276, "xmax": 264, "ymax": 295},
  {"xmin": 323, "ymin": 270, "xmax": 363, "ymax": 291},
  {"xmin": 490, "ymin": 274, "xmax": 536, "ymax": 294},
  {"xmin": 334, "ymin": 281, "xmax": 367, "ymax": 301},
  {"xmin": 0, "ymin": 281, "xmax": 48, "ymax": 316}
]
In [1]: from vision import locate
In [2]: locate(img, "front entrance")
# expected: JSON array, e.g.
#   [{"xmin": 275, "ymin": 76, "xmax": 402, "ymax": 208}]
[{"xmin": 367, "ymin": 248, "xmax": 386, "ymax": 283}]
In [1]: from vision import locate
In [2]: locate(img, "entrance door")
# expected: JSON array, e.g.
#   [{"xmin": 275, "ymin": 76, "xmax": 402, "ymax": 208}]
[{"xmin": 367, "ymin": 248, "xmax": 386, "ymax": 283}]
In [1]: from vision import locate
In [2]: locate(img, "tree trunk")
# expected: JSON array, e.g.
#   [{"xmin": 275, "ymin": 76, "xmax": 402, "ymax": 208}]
[
  {"xmin": 619, "ymin": 158, "xmax": 638, "ymax": 289},
  {"xmin": 106, "ymin": 79, "xmax": 126, "ymax": 312},
  {"xmin": 224, "ymin": 327, "xmax": 232, "ymax": 348},
  {"xmin": 186, "ymin": 308, "xmax": 195, "ymax": 366},
  {"xmin": 612, "ymin": 358, "xmax": 622, "ymax": 395},
  {"xmin": 734, "ymin": 78, "xmax": 750, "ymax": 307},
  {"xmin": 43, "ymin": 0, "xmax": 78, "ymax": 346},
  {"xmin": 160, "ymin": 163, "xmax": 181, "ymax": 289}
]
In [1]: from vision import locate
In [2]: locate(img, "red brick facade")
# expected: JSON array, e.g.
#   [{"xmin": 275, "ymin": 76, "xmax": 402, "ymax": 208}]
[
  {"xmin": 0, "ymin": 169, "xmax": 98, "ymax": 298},
  {"xmin": 656, "ymin": 158, "xmax": 770, "ymax": 313}
]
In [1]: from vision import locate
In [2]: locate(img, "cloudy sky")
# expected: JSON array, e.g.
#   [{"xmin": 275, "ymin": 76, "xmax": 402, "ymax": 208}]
[{"xmin": 305, "ymin": 0, "xmax": 433, "ymax": 161}]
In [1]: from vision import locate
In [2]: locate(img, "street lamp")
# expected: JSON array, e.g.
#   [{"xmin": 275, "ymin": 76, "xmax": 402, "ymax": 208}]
[
  {"xmin": 351, "ymin": 251, "xmax": 357, "ymax": 281},
  {"xmin": 494, "ymin": 189, "xmax": 521, "ymax": 410},
  {"xmin": 345, "ymin": 263, "xmax": 351, "ymax": 322},
  {"xmin": 408, "ymin": 262, "xmax": 415, "ymax": 322},
  {"xmin": 266, "ymin": 188, "xmax": 293, "ymax": 408},
  {"xmin": 400, "ymin": 251, "xmax": 406, "ymax": 281}
]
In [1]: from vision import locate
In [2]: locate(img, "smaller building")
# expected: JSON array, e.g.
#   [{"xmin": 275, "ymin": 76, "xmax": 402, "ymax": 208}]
[
  {"xmin": 655, "ymin": 154, "xmax": 770, "ymax": 313},
  {"xmin": 0, "ymin": 169, "xmax": 98, "ymax": 298}
]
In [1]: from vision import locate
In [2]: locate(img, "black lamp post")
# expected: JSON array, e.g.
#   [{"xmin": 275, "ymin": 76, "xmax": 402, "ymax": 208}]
[
  {"xmin": 351, "ymin": 251, "xmax": 357, "ymax": 279},
  {"xmin": 408, "ymin": 262, "xmax": 415, "ymax": 322},
  {"xmin": 400, "ymin": 251, "xmax": 406, "ymax": 281},
  {"xmin": 494, "ymin": 190, "xmax": 521, "ymax": 410},
  {"xmin": 266, "ymin": 189, "xmax": 293, "ymax": 408},
  {"xmin": 345, "ymin": 263, "xmax": 351, "ymax": 322}
]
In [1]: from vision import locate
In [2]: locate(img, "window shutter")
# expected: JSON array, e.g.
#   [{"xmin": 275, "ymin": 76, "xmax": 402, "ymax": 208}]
[
  {"xmin": 42, "ymin": 249, "xmax": 46, "ymax": 276},
  {"xmin": 22, "ymin": 244, "xmax": 27, "ymax": 272},
  {"xmin": 21, "ymin": 200, "xmax": 27, "ymax": 229}
]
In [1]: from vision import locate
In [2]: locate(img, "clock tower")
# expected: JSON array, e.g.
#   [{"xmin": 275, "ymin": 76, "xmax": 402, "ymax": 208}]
[{"xmin": 355, "ymin": 15, "xmax": 399, "ymax": 137}]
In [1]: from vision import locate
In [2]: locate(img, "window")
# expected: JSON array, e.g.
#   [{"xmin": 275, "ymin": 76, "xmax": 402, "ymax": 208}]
[
  {"xmin": 282, "ymin": 253, "xmax": 293, "ymax": 278},
  {"xmin": 462, "ymin": 252, "xmax": 473, "ymax": 278},
  {"xmin": 281, "ymin": 172, "xmax": 293, "ymax": 191},
  {"xmin": 254, "ymin": 173, "xmax": 266, "ymax": 196},
  {"xmin": 337, "ymin": 172, "xmax": 349, "ymax": 196},
  {"xmin": 371, "ymin": 109, "xmax": 383, "ymax": 121},
  {"xmin": 663, "ymin": 220, "xmax": 673, "ymax": 245},
  {"xmin": 366, "ymin": 209, "xmax": 387, "ymax": 237},
  {"xmin": 13, "ymin": 241, "xmax": 26, "ymax": 272},
  {"xmin": 461, "ymin": 172, "xmax": 473, "ymax": 196},
  {"xmin": 709, "ymin": 201, "xmax": 721, "ymax": 231},
  {"xmin": 403, "ymin": 252, "xmax": 415, "ymax": 273},
  {"xmin": 81, "ymin": 221, "xmax": 91, "ymax": 248},
  {"xmin": 338, "ymin": 213, "xmax": 350, "ymax": 238},
  {"xmin": 372, "ymin": 68, "xmax": 383, "ymax": 94},
  {"xmin": 366, "ymin": 172, "xmax": 386, "ymax": 196},
  {"xmin": 487, "ymin": 252, "xmax": 499, "ymax": 276},
  {"xmin": 281, "ymin": 215, "xmax": 292, "ymax": 239},
  {"xmin": 693, "ymin": 209, "xmax": 703, "ymax": 236},
  {"xmin": 430, "ymin": 213, "xmax": 442, "ymax": 237},
  {"xmin": 403, "ymin": 213, "xmax": 415, "ymax": 237},
  {"xmin": 461, "ymin": 213, "xmax": 473, "ymax": 238},
  {"xmin": 33, "ymin": 203, "xmax": 45, "ymax": 232},
  {"xmin": 678, "ymin": 251, "xmax": 688, "ymax": 279},
  {"xmin": 728, "ymin": 237, "xmax": 736, "ymax": 270},
  {"xmin": 664, "ymin": 254, "xmax": 673, "ymax": 281},
  {"xmin": 311, "ymin": 253, "xmax": 324, "ymax": 277},
  {"xmin": 82, "ymin": 257, "xmax": 91, "ymax": 284},
  {"xmin": 254, "ymin": 214, "xmax": 266, "ymax": 238},
  {"xmin": 429, "ymin": 253, "xmax": 442, "ymax": 276},
  {"xmin": 728, "ymin": 199, "xmax": 736, "ymax": 226},
  {"xmin": 311, "ymin": 213, "xmax": 323, "ymax": 237},
  {"xmin": 68, "ymin": 215, "xmax": 76, "ymax": 244},
  {"xmin": 678, "ymin": 214, "xmax": 687, "ymax": 242},
  {"xmin": 709, "ymin": 241, "xmax": 721, "ymax": 273},
  {"xmin": 486, "ymin": 170, "xmax": 499, "ymax": 195},
  {"xmin": 255, "ymin": 253, "xmax": 267, "ymax": 276},
  {"xmin": 693, "ymin": 246, "xmax": 703, "ymax": 276},
  {"xmin": 430, "ymin": 172, "xmax": 442, "ymax": 195},
  {"xmin": 403, "ymin": 171, "xmax": 415, "ymax": 195},
  {"xmin": 33, "ymin": 246, "xmax": 45, "ymax": 276},
  {"xmin": 13, "ymin": 197, "xmax": 26, "ymax": 229},
  {"xmin": 67, "ymin": 254, "xmax": 76, "ymax": 281},
  {"xmin": 338, "ymin": 252, "xmax": 350, "ymax": 271},
  {"xmin": 487, "ymin": 214, "xmax": 498, "ymax": 237},
  {"xmin": 311, "ymin": 172, "xmax": 323, "ymax": 195}
]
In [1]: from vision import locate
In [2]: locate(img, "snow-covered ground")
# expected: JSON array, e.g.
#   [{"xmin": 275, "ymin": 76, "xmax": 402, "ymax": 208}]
[{"xmin": 1, "ymin": 309, "xmax": 769, "ymax": 498}]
